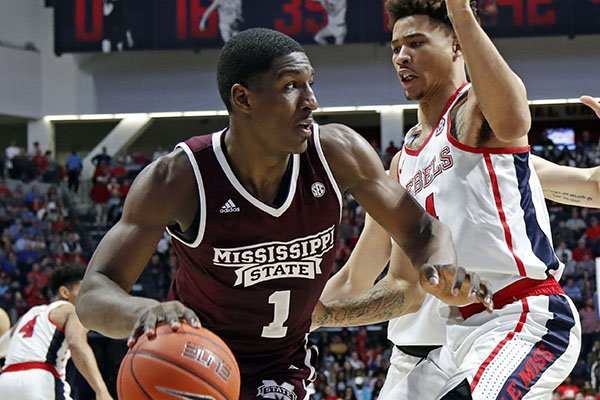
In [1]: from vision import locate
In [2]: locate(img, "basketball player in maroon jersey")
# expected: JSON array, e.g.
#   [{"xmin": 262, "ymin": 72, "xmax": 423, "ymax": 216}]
[{"xmin": 77, "ymin": 28, "xmax": 491, "ymax": 399}]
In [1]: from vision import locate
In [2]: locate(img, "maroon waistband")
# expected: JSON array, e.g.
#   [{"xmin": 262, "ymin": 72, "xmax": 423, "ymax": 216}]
[
  {"xmin": 2, "ymin": 361, "xmax": 61, "ymax": 378},
  {"xmin": 458, "ymin": 276, "xmax": 564, "ymax": 320}
]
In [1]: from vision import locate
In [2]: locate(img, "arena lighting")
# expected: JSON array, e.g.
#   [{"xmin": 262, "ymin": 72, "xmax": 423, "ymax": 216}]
[
  {"xmin": 529, "ymin": 97, "xmax": 599, "ymax": 105},
  {"xmin": 147, "ymin": 112, "xmax": 184, "ymax": 118},
  {"xmin": 78, "ymin": 114, "xmax": 114, "ymax": 120},
  {"xmin": 43, "ymin": 97, "xmax": 599, "ymax": 121}
]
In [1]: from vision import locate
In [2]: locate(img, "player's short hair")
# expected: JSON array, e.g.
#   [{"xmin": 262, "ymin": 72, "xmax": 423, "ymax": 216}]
[
  {"xmin": 385, "ymin": 0, "xmax": 478, "ymax": 30},
  {"xmin": 49, "ymin": 265, "xmax": 85, "ymax": 294},
  {"xmin": 217, "ymin": 28, "xmax": 305, "ymax": 111}
]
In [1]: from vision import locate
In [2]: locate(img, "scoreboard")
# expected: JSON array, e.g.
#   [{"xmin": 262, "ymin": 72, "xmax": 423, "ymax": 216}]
[{"xmin": 52, "ymin": 0, "xmax": 600, "ymax": 54}]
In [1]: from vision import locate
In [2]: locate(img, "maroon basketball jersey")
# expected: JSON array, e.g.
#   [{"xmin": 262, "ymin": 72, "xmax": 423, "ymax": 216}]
[{"xmin": 167, "ymin": 125, "xmax": 341, "ymax": 381}]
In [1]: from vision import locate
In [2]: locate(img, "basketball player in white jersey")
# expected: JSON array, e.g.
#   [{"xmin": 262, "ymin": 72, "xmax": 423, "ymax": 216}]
[
  {"xmin": 313, "ymin": 0, "xmax": 347, "ymax": 45},
  {"xmin": 0, "ymin": 266, "xmax": 112, "ymax": 400},
  {"xmin": 315, "ymin": 1, "xmax": 582, "ymax": 398},
  {"xmin": 315, "ymin": 95, "xmax": 600, "ymax": 399},
  {"xmin": 199, "ymin": 0, "xmax": 243, "ymax": 43}
]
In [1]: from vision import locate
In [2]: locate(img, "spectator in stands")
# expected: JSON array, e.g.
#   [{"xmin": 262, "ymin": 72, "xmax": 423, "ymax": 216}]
[
  {"xmin": 0, "ymin": 178, "xmax": 12, "ymax": 198},
  {"xmin": 563, "ymin": 277, "xmax": 583, "ymax": 303},
  {"xmin": 567, "ymin": 208, "xmax": 589, "ymax": 234},
  {"xmin": 4, "ymin": 141, "xmax": 20, "ymax": 178},
  {"xmin": 557, "ymin": 241, "xmax": 575, "ymax": 262},
  {"xmin": 66, "ymin": 150, "xmax": 83, "ymax": 193},
  {"xmin": 43, "ymin": 151, "xmax": 63, "ymax": 184},
  {"xmin": 89, "ymin": 177, "xmax": 110, "ymax": 227},
  {"xmin": 352, "ymin": 376, "xmax": 372, "ymax": 400},
  {"xmin": 92, "ymin": 146, "xmax": 112, "ymax": 167},
  {"xmin": 61, "ymin": 232, "xmax": 83, "ymax": 256},
  {"xmin": 93, "ymin": 160, "xmax": 110, "ymax": 181},
  {"xmin": 109, "ymin": 160, "xmax": 127, "ymax": 180},
  {"xmin": 555, "ymin": 220, "xmax": 577, "ymax": 248},
  {"xmin": 582, "ymin": 304, "xmax": 600, "ymax": 359},
  {"xmin": 31, "ymin": 144, "xmax": 48, "ymax": 176},
  {"xmin": 574, "ymin": 238, "xmax": 594, "ymax": 262},
  {"xmin": 585, "ymin": 216, "xmax": 600, "ymax": 243}
]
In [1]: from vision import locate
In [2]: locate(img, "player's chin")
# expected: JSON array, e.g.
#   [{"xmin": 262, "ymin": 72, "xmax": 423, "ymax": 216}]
[{"xmin": 290, "ymin": 140, "xmax": 309, "ymax": 154}]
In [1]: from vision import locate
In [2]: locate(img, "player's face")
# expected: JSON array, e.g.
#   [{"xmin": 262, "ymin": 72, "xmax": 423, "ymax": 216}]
[
  {"xmin": 248, "ymin": 52, "xmax": 318, "ymax": 154},
  {"xmin": 65, "ymin": 282, "xmax": 82, "ymax": 305},
  {"xmin": 391, "ymin": 15, "xmax": 457, "ymax": 101}
]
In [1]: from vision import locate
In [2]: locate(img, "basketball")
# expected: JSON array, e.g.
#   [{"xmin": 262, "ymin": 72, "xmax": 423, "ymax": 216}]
[{"xmin": 117, "ymin": 323, "xmax": 240, "ymax": 400}]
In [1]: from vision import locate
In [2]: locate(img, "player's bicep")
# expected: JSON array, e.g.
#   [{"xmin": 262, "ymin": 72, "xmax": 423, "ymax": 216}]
[
  {"xmin": 87, "ymin": 152, "xmax": 196, "ymax": 291},
  {"xmin": 63, "ymin": 306, "xmax": 90, "ymax": 350}
]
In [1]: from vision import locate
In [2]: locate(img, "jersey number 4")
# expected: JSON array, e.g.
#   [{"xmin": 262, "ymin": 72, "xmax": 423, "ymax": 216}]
[
  {"xmin": 18, "ymin": 315, "xmax": 39, "ymax": 338},
  {"xmin": 261, "ymin": 290, "xmax": 290, "ymax": 339}
]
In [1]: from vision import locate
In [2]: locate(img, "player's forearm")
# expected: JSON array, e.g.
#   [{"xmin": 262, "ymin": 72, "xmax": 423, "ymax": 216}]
[
  {"xmin": 314, "ymin": 278, "xmax": 423, "ymax": 328},
  {"xmin": 77, "ymin": 272, "xmax": 159, "ymax": 339},
  {"xmin": 70, "ymin": 343, "xmax": 111, "ymax": 396},
  {"xmin": 541, "ymin": 168, "xmax": 600, "ymax": 208},
  {"xmin": 391, "ymin": 194, "xmax": 456, "ymax": 269},
  {"xmin": 447, "ymin": 6, "xmax": 530, "ymax": 139}
]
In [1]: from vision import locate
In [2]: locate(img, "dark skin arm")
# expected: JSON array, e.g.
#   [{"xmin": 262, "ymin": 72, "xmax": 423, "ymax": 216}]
[
  {"xmin": 311, "ymin": 124, "xmax": 492, "ymax": 328},
  {"xmin": 77, "ymin": 150, "xmax": 200, "ymax": 343},
  {"xmin": 321, "ymin": 123, "xmax": 455, "ymax": 268}
]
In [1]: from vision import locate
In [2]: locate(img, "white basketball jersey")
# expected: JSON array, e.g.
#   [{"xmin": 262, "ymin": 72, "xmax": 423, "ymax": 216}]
[
  {"xmin": 4, "ymin": 301, "xmax": 71, "ymax": 377},
  {"xmin": 388, "ymin": 83, "xmax": 561, "ymax": 345}
]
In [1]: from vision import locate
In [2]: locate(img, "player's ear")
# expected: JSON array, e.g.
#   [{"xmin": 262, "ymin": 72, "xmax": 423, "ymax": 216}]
[
  {"xmin": 231, "ymin": 83, "xmax": 252, "ymax": 114},
  {"xmin": 58, "ymin": 285, "xmax": 69, "ymax": 300},
  {"xmin": 452, "ymin": 39, "xmax": 462, "ymax": 59}
]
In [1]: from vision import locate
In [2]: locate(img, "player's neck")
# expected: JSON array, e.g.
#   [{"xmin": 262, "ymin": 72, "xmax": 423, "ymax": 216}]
[
  {"xmin": 417, "ymin": 81, "xmax": 465, "ymax": 132},
  {"xmin": 222, "ymin": 126, "xmax": 292, "ymax": 205}
]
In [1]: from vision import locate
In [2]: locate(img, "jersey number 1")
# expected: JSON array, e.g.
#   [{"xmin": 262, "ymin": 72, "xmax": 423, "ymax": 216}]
[
  {"xmin": 261, "ymin": 290, "xmax": 290, "ymax": 338},
  {"xmin": 426, "ymin": 193, "xmax": 439, "ymax": 219}
]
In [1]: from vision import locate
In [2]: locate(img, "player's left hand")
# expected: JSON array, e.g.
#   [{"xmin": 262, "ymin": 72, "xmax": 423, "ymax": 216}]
[
  {"xmin": 581, "ymin": 96, "xmax": 600, "ymax": 118},
  {"xmin": 419, "ymin": 264, "xmax": 493, "ymax": 312}
]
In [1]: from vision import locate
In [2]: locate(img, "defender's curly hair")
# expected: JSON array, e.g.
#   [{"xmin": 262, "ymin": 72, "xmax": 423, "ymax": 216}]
[
  {"xmin": 385, "ymin": 0, "xmax": 479, "ymax": 30},
  {"xmin": 217, "ymin": 28, "xmax": 305, "ymax": 111}
]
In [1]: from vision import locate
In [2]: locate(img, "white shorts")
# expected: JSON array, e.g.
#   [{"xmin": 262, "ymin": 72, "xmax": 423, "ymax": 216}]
[
  {"xmin": 0, "ymin": 369, "xmax": 72, "ymax": 400},
  {"xmin": 379, "ymin": 346, "xmax": 429, "ymax": 399},
  {"xmin": 386, "ymin": 293, "xmax": 581, "ymax": 399}
]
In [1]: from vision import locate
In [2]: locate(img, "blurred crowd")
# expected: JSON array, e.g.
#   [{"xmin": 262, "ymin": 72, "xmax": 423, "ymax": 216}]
[{"xmin": 1, "ymin": 133, "xmax": 600, "ymax": 399}]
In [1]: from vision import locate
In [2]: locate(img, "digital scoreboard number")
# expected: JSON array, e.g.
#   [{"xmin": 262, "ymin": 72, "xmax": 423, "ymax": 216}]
[{"xmin": 53, "ymin": 0, "xmax": 600, "ymax": 54}]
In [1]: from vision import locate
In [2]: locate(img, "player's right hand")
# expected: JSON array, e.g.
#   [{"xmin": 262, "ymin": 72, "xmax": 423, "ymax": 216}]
[
  {"xmin": 419, "ymin": 264, "xmax": 494, "ymax": 312},
  {"xmin": 127, "ymin": 301, "xmax": 201, "ymax": 347}
]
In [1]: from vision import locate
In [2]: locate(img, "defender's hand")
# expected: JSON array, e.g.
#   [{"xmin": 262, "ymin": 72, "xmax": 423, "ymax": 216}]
[
  {"xmin": 127, "ymin": 301, "xmax": 201, "ymax": 347},
  {"xmin": 581, "ymin": 96, "xmax": 600, "ymax": 118},
  {"xmin": 419, "ymin": 264, "xmax": 493, "ymax": 312}
]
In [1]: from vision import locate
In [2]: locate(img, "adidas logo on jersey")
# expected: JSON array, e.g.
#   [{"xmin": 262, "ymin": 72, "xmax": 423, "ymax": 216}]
[{"xmin": 220, "ymin": 199, "xmax": 240, "ymax": 213}]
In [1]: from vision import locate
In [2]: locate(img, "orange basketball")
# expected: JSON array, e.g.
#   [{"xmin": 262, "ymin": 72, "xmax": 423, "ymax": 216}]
[{"xmin": 117, "ymin": 323, "xmax": 240, "ymax": 400}]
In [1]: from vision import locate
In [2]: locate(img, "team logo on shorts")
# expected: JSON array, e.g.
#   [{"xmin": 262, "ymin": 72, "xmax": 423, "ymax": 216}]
[
  {"xmin": 311, "ymin": 182, "xmax": 326, "ymax": 198},
  {"xmin": 257, "ymin": 380, "xmax": 297, "ymax": 400}
]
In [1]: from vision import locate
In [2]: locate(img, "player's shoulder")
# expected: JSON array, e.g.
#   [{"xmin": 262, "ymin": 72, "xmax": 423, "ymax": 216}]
[
  {"xmin": 318, "ymin": 123, "xmax": 361, "ymax": 148},
  {"xmin": 135, "ymin": 147, "xmax": 194, "ymax": 193}
]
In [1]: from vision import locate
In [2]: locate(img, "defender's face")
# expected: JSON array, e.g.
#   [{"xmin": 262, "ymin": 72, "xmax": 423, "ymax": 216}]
[
  {"xmin": 248, "ymin": 52, "xmax": 318, "ymax": 155},
  {"xmin": 391, "ymin": 15, "xmax": 457, "ymax": 101},
  {"xmin": 65, "ymin": 282, "xmax": 81, "ymax": 305}
]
